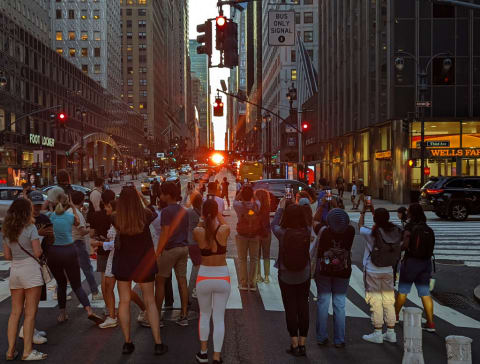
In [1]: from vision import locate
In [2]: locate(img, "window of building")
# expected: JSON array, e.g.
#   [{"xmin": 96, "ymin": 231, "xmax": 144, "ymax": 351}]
[
  {"xmin": 56, "ymin": 48, "xmax": 63, "ymax": 54},
  {"xmin": 128, "ymin": 103, "xmax": 134, "ymax": 109},
  {"xmin": 69, "ymin": 48, "xmax": 76, "ymax": 57},
  {"xmin": 127, "ymin": 79, "xmax": 133, "ymax": 85},
  {"xmin": 304, "ymin": 31, "xmax": 313, "ymax": 42},
  {"xmin": 138, "ymin": 9, "xmax": 146, "ymax": 16},
  {"xmin": 126, "ymin": 20, "xmax": 132, "ymax": 27},
  {"xmin": 139, "ymin": 103, "xmax": 147, "ymax": 109},
  {"xmin": 140, "ymin": 79, "xmax": 147, "ymax": 86},
  {"xmin": 127, "ymin": 91, "xmax": 133, "ymax": 98},
  {"xmin": 126, "ymin": 9, "xmax": 132, "ymax": 16},
  {"xmin": 68, "ymin": 9, "xmax": 75, "ymax": 19},
  {"xmin": 139, "ymin": 55, "xmax": 147, "ymax": 62},
  {"xmin": 138, "ymin": 0, "xmax": 147, "ymax": 4},
  {"xmin": 81, "ymin": 64, "xmax": 88, "ymax": 73},
  {"xmin": 56, "ymin": 31, "xmax": 63, "ymax": 41},
  {"xmin": 127, "ymin": 55, "xmax": 133, "ymax": 61},
  {"xmin": 94, "ymin": 64, "xmax": 101, "ymax": 74},
  {"xmin": 291, "ymin": 50, "xmax": 296, "ymax": 62},
  {"xmin": 56, "ymin": 9, "xmax": 62, "ymax": 19},
  {"xmin": 139, "ymin": 67, "xmax": 147, "ymax": 73},
  {"xmin": 94, "ymin": 47, "xmax": 101, "ymax": 57},
  {"xmin": 304, "ymin": 12, "xmax": 313, "ymax": 23},
  {"xmin": 127, "ymin": 67, "xmax": 133, "ymax": 74},
  {"xmin": 127, "ymin": 44, "xmax": 133, "ymax": 52},
  {"xmin": 81, "ymin": 48, "xmax": 88, "ymax": 57},
  {"xmin": 295, "ymin": 12, "xmax": 300, "ymax": 24},
  {"xmin": 80, "ymin": 9, "xmax": 87, "ymax": 19},
  {"xmin": 139, "ymin": 32, "xmax": 146, "ymax": 39},
  {"xmin": 81, "ymin": 31, "xmax": 88, "ymax": 40},
  {"xmin": 140, "ymin": 90, "xmax": 147, "ymax": 97},
  {"xmin": 94, "ymin": 31, "xmax": 101, "ymax": 40},
  {"xmin": 304, "ymin": 0, "xmax": 313, "ymax": 4},
  {"xmin": 291, "ymin": 69, "xmax": 297, "ymax": 80},
  {"xmin": 138, "ymin": 20, "xmax": 146, "ymax": 27},
  {"xmin": 93, "ymin": 10, "xmax": 100, "ymax": 19},
  {"xmin": 307, "ymin": 49, "xmax": 314, "ymax": 59},
  {"xmin": 68, "ymin": 31, "xmax": 75, "ymax": 40},
  {"xmin": 127, "ymin": 32, "xmax": 132, "ymax": 39},
  {"xmin": 139, "ymin": 44, "xmax": 147, "ymax": 50}
]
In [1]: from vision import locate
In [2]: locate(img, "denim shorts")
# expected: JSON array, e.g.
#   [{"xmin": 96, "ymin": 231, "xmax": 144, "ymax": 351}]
[{"xmin": 398, "ymin": 257, "xmax": 432, "ymax": 297}]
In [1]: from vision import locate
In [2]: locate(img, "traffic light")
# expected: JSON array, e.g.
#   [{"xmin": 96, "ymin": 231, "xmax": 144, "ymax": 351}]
[
  {"xmin": 57, "ymin": 112, "xmax": 67, "ymax": 127},
  {"xmin": 407, "ymin": 159, "xmax": 416, "ymax": 168},
  {"xmin": 301, "ymin": 122, "xmax": 310, "ymax": 131},
  {"xmin": 402, "ymin": 120, "xmax": 409, "ymax": 133},
  {"xmin": 213, "ymin": 97, "xmax": 224, "ymax": 117},
  {"xmin": 223, "ymin": 20, "xmax": 238, "ymax": 68},
  {"xmin": 196, "ymin": 21, "xmax": 212, "ymax": 56},
  {"xmin": 216, "ymin": 15, "xmax": 227, "ymax": 51}
]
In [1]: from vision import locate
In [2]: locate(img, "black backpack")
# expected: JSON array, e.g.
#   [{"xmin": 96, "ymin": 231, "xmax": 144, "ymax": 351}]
[
  {"xmin": 282, "ymin": 228, "xmax": 311, "ymax": 272},
  {"xmin": 236, "ymin": 202, "xmax": 261, "ymax": 238},
  {"xmin": 370, "ymin": 226, "xmax": 403, "ymax": 268},
  {"xmin": 408, "ymin": 223, "xmax": 435, "ymax": 259},
  {"xmin": 318, "ymin": 232, "xmax": 350, "ymax": 274}
]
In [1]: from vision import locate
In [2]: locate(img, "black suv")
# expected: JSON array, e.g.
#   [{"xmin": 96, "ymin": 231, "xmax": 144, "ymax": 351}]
[
  {"xmin": 420, "ymin": 176, "xmax": 480, "ymax": 221},
  {"xmin": 250, "ymin": 179, "xmax": 309, "ymax": 212}
]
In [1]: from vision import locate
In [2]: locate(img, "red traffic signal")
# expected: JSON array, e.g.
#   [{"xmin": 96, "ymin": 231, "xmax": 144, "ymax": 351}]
[
  {"xmin": 57, "ymin": 112, "xmax": 67, "ymax": 126},
  {"xmin": 213, "ymin": 97, "xmax": 224, "ymax": 117},
  {"xmin": 301, "ymin": 122, "xmax": 310, "ymax": 131},
  {"xmin": 216, "ymin": 16, "xmax": 226, "ymax": 28}
]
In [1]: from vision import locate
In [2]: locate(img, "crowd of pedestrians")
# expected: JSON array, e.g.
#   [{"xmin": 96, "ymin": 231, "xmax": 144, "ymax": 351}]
[{"xmin": 1, "ymin": 168, "xmax": 437, "ymax": 362}]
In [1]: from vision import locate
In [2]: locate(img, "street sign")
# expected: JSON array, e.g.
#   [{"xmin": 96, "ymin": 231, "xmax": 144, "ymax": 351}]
[
  {"xmin": 416, "ymin": 101, "xmax": 432, "ymax": 108},
  {"xmin": 285, "ymin": 126, "xmax": 297, "ymax": 133},
  {"xmin": 268, "ymin": 11, "xmax": 295, "ymax": 46},
  {"xmin": 156, "ymin": 152, "xmax": 165, "ymax": 158}
]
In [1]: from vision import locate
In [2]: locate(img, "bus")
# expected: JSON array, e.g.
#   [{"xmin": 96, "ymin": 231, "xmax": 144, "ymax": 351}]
[{"xmin": 239, "ymin": 161, "xmax": 263, "ymax": 182}]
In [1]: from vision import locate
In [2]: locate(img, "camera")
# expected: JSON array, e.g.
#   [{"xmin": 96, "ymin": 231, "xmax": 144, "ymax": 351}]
[{"xmin": 326, "ymin": 189, "xmax": 332, "ymax": 201}]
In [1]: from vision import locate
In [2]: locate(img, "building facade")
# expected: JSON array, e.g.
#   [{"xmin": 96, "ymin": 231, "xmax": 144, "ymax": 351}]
[
  {"xmin": 50, "ymin": 0, "xmax": 122, "ymax": 98},
  {"xmin": 312, "ymin": 0, "xmax": 480, "ymax": 203},
  {"xmin": 0, "ymin": 11, "xmax": 144, "ymax": 186}
]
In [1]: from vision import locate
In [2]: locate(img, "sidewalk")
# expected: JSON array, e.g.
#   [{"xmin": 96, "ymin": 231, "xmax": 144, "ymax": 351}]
[{"xmin": 340, "ymin": 190, "xmax": 405, "ymax": 212}]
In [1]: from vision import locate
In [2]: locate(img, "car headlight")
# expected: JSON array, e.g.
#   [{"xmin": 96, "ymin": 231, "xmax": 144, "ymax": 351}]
[{"xmin": 141, "ymin": 184, "xmax": 145, "ymax": 187}]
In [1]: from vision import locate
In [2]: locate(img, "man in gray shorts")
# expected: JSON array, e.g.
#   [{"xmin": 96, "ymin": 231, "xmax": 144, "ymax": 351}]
[{"xmin": 156, "ymin": 182, "xmax": 189, "ymax": 326}]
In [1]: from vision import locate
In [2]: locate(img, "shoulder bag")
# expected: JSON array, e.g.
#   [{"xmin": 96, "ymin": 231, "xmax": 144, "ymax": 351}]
[{"xmin": 17, "ymin": 243, "xmax": 53, "ymax": 284}]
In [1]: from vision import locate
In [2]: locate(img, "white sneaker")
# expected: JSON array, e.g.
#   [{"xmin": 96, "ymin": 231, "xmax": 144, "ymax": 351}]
[
  {"xmin": 137, "ymin": 311, "xmax": 150, "ymax": 327},
  {"xmin": 362, "ymin": 331, "xmax": 384, "ymax": 344},
  {"xmin": 19, "ymin": 327, "xmax": 48, "ymax": 344},
  {"xmin": 53, "ymin": 292, "xmax": 71, "ymax": 301},
  {"xmin": 99, "ymin": 316, "xmax": 118, "ymax": 329},
  {"xmin": 383, "ymin": 331, "xmax": 397, "ymax": 343},
  {"xmin": 35, "ymin": 329, "xmax": 47, "ymax": 337},
  {"xmin": 91, "ymin": 292, "xmax": 103, "ymax": 301}
]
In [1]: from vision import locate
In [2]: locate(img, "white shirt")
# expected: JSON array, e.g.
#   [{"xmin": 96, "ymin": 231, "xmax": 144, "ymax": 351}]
[
  {"xmin": 67, "ymin": 207, "xmax": 87, "ymax": 242},
  {"xmin": 360, "ymin": 226, "xmax": 393, "ymax": 274},
  {"xmin": 204, "ymin": 195, "xmax": 225, "ymax": 214},
  {"xmin": 90, "ymin": 188, "xmax": 102, "ymax": 212},
  {"xmin": 351, "ymin": 184, "xmax": 357, "ymax": 197}
]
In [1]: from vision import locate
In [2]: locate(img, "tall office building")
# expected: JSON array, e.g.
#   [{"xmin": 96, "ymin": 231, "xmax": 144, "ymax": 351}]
[
  {"xmin": 189, "ymin": 39, "xmax": 210, "ymax": 148},
  {"xmin": 50, "ymin": 0, "xmax": 122, "ymax": 97}
]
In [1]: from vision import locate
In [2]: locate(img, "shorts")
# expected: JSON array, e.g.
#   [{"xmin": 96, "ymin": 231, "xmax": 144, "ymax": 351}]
[
  {"xmin": 9, "ymin": 257, "xmax": 44, "ymax": 289},
  {"xmin": 96, "ymin": 254, "xmax": 108, "ymax": 273},
  {"xmin": 398, "ymin": 257, "xmax": 432, "ymax": 297},
  {"xmin": 156, "ymin": 246, "xmax": 189, "ymax": 278}
]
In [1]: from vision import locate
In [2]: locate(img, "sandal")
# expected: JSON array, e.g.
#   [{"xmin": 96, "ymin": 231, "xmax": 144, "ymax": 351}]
[
  {"xmin": 22, "ymin": 350, "xmax": 47, "ymax": 361},
  {"xmin": 6, "ymin": 350, "xmax": 19, "ymax": 361},
  {"xmin": 88, "ymin": 313, "xmax": 105, "ymax": 325},
  {"xmin": 57, "ymin": 312, "xmax": 69, "ymax": 323}
]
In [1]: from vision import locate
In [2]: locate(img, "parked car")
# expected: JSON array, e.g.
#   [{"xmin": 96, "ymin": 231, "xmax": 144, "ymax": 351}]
[
  {"xmin": 0, "ymin": 187, "xmax": 24, "ymax": 224},
  {"xmin": 250, "ymin": 179, "xmax": 309, "ymax": 212},
  {"xmin": 420, "ymin": 176, "xmax": 480, "ymax": 221},
  {"xmin": 42, "ymin": 184, "xmax": 92, "ymax": 199},
  {"xmin": 194, "ymin": 169, "xmax": 210, "ymax": 183}
]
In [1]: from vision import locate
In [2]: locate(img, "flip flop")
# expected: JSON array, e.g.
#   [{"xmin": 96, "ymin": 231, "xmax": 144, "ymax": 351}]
[
  {"xmin": 6, "ymin": 350, "xmax": 19, "ymax": 361},
  {"xmin": 88, "ymin": 313, "xmax": 105, "ymax": 325}
]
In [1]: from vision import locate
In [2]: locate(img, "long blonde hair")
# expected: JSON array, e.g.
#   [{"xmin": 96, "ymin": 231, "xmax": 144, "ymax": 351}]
[
  {"xmin": 2, "ymin": 198, "xmax": 34, "ymax": 243},
  {"xmin": 55, "ymin": 192, "xmax": 69, "ymax": 215},
  {"xmin": 115, "ymin": 187, "xmax": 146, "ymax": 235}
]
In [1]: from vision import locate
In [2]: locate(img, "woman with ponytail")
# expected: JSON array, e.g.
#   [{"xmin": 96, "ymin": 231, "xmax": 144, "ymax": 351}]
[
  {"xmin": 193, "ymin": 199, "xmax": 230, "ymax": 364},
  {"xmin": 46, "ymin": 190, "xmax": 103, "ymax": 325}
]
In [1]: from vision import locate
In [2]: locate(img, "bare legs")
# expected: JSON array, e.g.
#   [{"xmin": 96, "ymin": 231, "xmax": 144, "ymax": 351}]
[{"xmin": 395, "ymin": 293, "xmax": 434, "ymax": 324}]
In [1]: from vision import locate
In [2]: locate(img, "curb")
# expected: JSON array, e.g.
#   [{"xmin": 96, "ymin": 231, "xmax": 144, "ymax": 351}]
[{"xmin": 474, "ymin": 285, "xmax": 480, "ymax": 304}]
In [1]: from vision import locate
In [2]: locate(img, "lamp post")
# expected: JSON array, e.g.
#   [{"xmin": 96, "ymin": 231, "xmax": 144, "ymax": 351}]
[
  {"xmin": 394, "ymin": 52, "xmax": 452, "ymax": 187},
  {"xmin": 262, "ymin": 113, "xmax": 272, "ymax": 178},
  {"xmin": 76, "ymin": 108, "xmax": 86, "ymax": 186}
]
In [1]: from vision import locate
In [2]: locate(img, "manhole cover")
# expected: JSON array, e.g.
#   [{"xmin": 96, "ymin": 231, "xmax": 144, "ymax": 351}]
[{"xmin": 432, "ymin": 292, "xmax": 476, "ymax": 310}]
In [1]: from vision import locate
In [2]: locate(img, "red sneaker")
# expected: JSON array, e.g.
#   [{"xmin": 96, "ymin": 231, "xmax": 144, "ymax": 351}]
[{"xmin": 422, "ymin": 322, "xmax": 436, "ymax": 333}]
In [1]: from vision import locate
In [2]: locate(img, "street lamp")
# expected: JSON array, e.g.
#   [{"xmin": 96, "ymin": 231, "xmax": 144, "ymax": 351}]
[
  {"xmin": 394, "ymin": 51, "xmax": 452, "ymax": 187},
  {"xmin": 76, "ymin": 108, "xmax": 87, "ymax": 186},
  {"xmin": 262, "ymin": 112, "xmax": 272, "ymax": 178}
]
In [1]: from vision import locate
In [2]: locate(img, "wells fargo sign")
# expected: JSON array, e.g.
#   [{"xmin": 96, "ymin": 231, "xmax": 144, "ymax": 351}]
[
  {"xmin": 429, "ymin": 148, "xmax": 480, "ymax": 157},
  {"xmin": 375, "ymin": 150, "xmax": 392, "ymax": 159}
]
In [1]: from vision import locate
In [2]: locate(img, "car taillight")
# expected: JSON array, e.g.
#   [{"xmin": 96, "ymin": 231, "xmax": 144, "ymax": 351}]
[{"xmin": 426, "ymin": 189, "xmax": 444, "ymax": 195}]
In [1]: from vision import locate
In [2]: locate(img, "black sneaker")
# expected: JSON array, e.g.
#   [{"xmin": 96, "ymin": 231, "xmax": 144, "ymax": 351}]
[
  {"xmin": 122, "ymin": 342, "xmax": 135, "ymax": 355},
  {"xmin": 297, "ymin": 346, "xmax": 306, "ymax": 356},
  {"xmin": 195, "ymin": 352, "xmax": 208, "ymax": 364},
  {"xmin": 212, "ymin": 360, "xmax": 223, "ymax": 364},
  {"xmin": 317, "ymin": 338, "xmax": 329, "ymax": 346},
  {"xmin": 335, "ymin": 343, "xmax": 346, "ymax": 349},
  {"xmin": 286, "ymin": 346, "xmax": 299, "ymax": 356},
  {"xmin": 154, "ymin": 343, "xmax": 168, "ymax": 356}
]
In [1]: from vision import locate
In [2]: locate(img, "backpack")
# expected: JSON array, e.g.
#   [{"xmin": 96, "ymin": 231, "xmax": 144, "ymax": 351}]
[
  {"xmin": 282, "ymin": 228, "xmax": 311, "ymax": 272},
  {"xmin": 408, "ymin": 223, "xmax": 435, "ymax": 259},
  {"xmin": 236, "ymin": 202, "xmax": 260, "ymax": 238},
  {"xmin": 318, "ymin": 230, "xmax": 351, "ymax": 274},
  {"xmin": 370, "ymin": 226, "xmax": 403, "ymax": 268}
]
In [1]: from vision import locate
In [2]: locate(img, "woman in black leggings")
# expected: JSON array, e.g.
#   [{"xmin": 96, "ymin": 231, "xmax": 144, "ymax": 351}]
[{"xmin": 46, "ymin": 190, "xmax": 103, "ymax": 324}]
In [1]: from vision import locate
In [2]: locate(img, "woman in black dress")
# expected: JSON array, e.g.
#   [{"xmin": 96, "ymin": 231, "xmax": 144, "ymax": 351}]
[{"xmin": 112, "ymin": 187, "xmax": 168, "ymax": 356}]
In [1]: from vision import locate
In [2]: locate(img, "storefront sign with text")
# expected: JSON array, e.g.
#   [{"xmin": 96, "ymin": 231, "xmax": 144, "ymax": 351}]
[
  {"xmin": 332, "ymin": 157, "xmax": 341, "ymax": 163},
  {"xmin": 429, "ymin": 148, "xmax": 480, "ymax": 157},
  {"xmin": 29, "ymin": 134, "xmax": 55, "ymax": 148},
  {"xmin": 375, "ymin": 150, "xmax": 392, "ymax": 159}
]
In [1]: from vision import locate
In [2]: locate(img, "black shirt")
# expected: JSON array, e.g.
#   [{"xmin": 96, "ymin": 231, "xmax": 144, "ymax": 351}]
[
  {"xmin": 317, "ymin": 225, "xmax": 355, "ymax": 279},
  {"xmin": 34, "ymin": 213, "xmax": 54, "ymax": 246},
  {"xmin": 88, "ymin": 210, "xmax": 112, "ymax": 255}
]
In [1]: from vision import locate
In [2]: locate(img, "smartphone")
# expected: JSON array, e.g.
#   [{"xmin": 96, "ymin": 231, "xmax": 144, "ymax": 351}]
[
  {"xmin": 244, "ymin": 178, "xmax": 248, "ymax": 184},
  {"xmin": 366, "ymin": 195, "xmax": 372, "ymax": 206},
  {"xmin": 326, "ymin": 189, "xmax": 332, "ymax": 201},
  {"xmin": 285, "ymin": 186, "xmax": 293, "ymax": 199}
]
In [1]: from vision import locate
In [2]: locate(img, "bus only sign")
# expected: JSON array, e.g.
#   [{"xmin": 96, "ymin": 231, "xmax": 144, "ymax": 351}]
[
  {"xmin": 268, "ymin": 11, "xmax": 295, "ymax": 46},
  {"xmin": 428, "ymin": 148, "xmax": 480, "ymax": 157}
]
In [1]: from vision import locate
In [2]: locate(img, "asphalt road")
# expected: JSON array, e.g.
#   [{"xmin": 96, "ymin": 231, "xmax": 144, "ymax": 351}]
[{"xmin": 0, "ymin": 170, "xmax": 478, "ymax": 364}]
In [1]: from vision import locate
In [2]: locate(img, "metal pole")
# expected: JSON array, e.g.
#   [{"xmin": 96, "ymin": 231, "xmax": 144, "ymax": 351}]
[
  {"xmin": 80, "ymin": 116, "xmax": 84, "ymax": 186},
  {"xmin": 419, "ymin": 70, "xmax": 427, "ymax": 187}
]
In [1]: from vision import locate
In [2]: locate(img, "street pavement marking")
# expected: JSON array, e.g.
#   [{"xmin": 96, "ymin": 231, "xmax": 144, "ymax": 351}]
[
  {"xmin": 226, "ymin": 258, "xmax": 243, "ymax": 309},
  {"xmin": 171, "ymin": 259, "xmax": 193, "ymax": 309},
  {"xmin": 257, "ymin": 264, "xmax": 285, "ymax": 311}
]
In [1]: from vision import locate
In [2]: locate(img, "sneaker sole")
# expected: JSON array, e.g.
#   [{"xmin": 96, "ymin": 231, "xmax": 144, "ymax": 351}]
[
  {"xmin": 176, "ymin": 322, "xmax": 189, "ymax": 327},
  {"xmin": 99, "ymin": 323, "xmax": 118, "ymax": 329},
  {"xmin": 195, "ymin": 356, "xmax": 209, "ymax": 364}
]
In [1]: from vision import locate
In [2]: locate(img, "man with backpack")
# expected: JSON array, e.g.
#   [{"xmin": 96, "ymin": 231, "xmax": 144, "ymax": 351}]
[
  {"xmin": 395, "ymin": 203, "xmax": 436, "ymax": 332},
  {"xmin": 359, "ymin": 206, "xmax": 402, "ymax": 344},
  {"xmin": 233, "ymin": 185, "xmax": 260, "ymax": 291}
]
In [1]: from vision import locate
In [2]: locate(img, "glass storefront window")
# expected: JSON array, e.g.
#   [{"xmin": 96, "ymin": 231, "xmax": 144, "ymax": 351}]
[
  {"xmin": 361, "ymin": 132, "xmax": 369, "ymax": 160},
  {"xmin": 379, "ymin": 125, "xmax": 391, "ymax": 150},
  {"xmin": 461, "ymin": 121, "xmax": 480, "ymax": 148},
  {"xmin": 411, "ymin": 121, "xmax": 460, "ymax": 148}
]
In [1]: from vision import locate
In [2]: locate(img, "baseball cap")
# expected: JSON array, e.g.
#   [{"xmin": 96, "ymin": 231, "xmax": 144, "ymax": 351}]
[{"xmin": 28, "ymin": 191, "xmax": 46, "ymax": 205}]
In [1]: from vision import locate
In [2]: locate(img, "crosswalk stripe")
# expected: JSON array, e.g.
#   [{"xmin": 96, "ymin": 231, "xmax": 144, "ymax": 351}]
[
  {"xmin": 170, "ymin": 259, "xmax": 193, "ymax": 309},
  {"xmin": 0, "ymin": 261, "xmax": 11, "ymax": 303},
  {"xmin": 226, "ymin": 258, "xmax": 242, "ymax": 309},
  {"xmin": 257, "ymin": 265, "xmax": 285, "ymax": 311}
]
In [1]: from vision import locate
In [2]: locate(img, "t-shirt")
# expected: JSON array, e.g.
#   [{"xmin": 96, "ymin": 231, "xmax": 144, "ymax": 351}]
[
  {"xmin": 221, "ymin": 181, "xmax": 229, "ymax": 195},
  {"xmin": 4, "ymin": 224, "xmax": 40, "ymax": 260},
  {"xmin": 67, "ymin": 207, "xmax": 87, "ymax": 242},
  {"xmin": 34, "ymin": 213, "xmax": 53, "ymax": 246},
  {"xmin": 90, "ymin": 188, "xmax": 102, "ymax": 212},
  {"xmin": 47, "ymin": 212, "xmax": 75, "ymax": 246},
  {"xmin": 88, "ymin": 210, "xmax": 111, "ymax": 255},
  {"xmin": 187, "ymin": 207, "xmax": 201, "ymax": 245},
  {"xmin": 351, "ymin": 184, "xmax": 357, "ymax": 196},
  {"xmin": 161, "ymin": 203, "xmax": 189, "ymax": 250},
  {"xmin": 360, "ymin": 226, "xmax": 394, "ymax": 274},
  {"xmin": 204, "ymin": 195, "xmax": 225, "ymax": 214}
]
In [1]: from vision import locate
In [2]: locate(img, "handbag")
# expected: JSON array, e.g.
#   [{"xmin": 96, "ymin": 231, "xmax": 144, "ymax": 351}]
[{"xmin": 17, "ymin": 243, "xmax": 53, "ymax": 284}]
